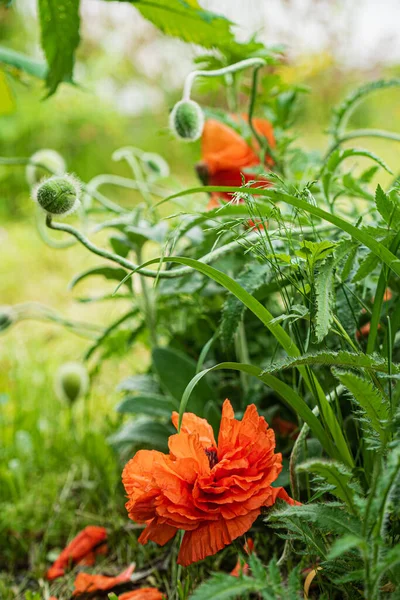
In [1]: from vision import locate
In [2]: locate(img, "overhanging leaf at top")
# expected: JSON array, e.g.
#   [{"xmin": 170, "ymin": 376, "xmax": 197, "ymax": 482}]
[
  {"xmin": 102, "ymin": 0, "xmax": 241, "ymax": 52},
  {"xmin": 38, "ymin": 0, "xmax": 80, "ymax": 96}
]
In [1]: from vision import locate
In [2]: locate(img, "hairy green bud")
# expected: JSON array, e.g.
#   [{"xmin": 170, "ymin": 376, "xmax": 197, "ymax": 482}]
[
  {"xmin": 0, "ymin": 306, "xmax": 14, "ymax": 333},
  {"xmin": 26, "ymin": 149, "xmax": 66, "ymax": 186},
  {"xmin": 32, "ymin": 174, "xmax": 81, "ymax": 216},
  {"xmin": 54, "ymin": 362, "xmax": 89, "ymax": 405},
  {"xmin": 141, "ymin": 152, "xmax": 170, "ymax": 180},
  {"xmin": 169, "ymin": 99, "xmax": 204, "ymax": 142}
]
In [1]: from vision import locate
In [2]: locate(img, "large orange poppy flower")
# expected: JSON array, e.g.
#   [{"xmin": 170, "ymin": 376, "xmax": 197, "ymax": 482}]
[
  {"xmin": 122, "ymin": 400, "xmax": 295, "ymax": 567},
  {"xmin": 196, "ymin": 117, "xmax": 275, "ymax": 210},
  {"xmin": 46, "ymin": 525, "xmax": 107, "ymax": 580}
]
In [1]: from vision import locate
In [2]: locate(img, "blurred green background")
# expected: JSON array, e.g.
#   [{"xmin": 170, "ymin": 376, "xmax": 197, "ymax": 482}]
[{"xmin": 2, "ymin": 0, "xmax": 400, "ymax": 592}]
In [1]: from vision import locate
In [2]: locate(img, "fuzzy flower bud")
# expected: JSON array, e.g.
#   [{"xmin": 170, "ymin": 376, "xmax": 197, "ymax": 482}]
[
  {"xmin": 26, "ymin": 149, "xmax": 66, "ymax": 186},
  {"xmin": 32, "ymin": 174, "xmax": 81, "ymax": 217},
  {"xmin": 0, "ymin": 306, "xmax": 14, "ymax": 333},
  {"xmin": 169, "ymin": 99, "xmax": 204, "ymax": 142},
  {"xmin": 54, "ymin": 362, "xmax": 89, "ymax": 405}
]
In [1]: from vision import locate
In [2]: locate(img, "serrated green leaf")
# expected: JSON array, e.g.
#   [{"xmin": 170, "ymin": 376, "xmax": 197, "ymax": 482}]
[
  {"xmin": 190, "ymin": 572, "xmax": 260, "ymax": 600},
  {"xmin": 334, "ymin": 369, "xmax": 390, "ymax": 442},
  {"xmin": 104, "ymin": 0, "xmax": 235, "ymax": 52},
  {"xmin": 328, "ymin": 535, "xmax": 364, "ymax": 560},
  {"xmin": 261, "ymin": 350, "xmax": 399, "ymax": 375},
  {"xmin": 315, "ymin": 258, "xmax": 335, "ymax": 342},
  {"xmin": 352, "ymin": 249, "xmax": 379, "ymax": 283},
  {"xmin": 297, "ymin": 460, "xmax": 358, "ymax": 509},
  {"xmin": 38, "ymin": 0, "xmax": 80, "ymax": 96},
  {"xmin": 272, "ymin": 503, "xmax": 362, "ymax": 537},
  {"xmin": 375, "ymin": 184, "xmax": 400, "ymax": 227},
  {"xmin": 152, "ymin": 347, "xmax": 215, "ymax": 416}
]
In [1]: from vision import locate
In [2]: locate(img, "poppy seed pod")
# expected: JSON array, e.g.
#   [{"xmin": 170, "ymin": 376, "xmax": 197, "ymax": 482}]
[
  {"xmin": 32, "ymin": 174, "xmax": 81, "ymax": 217},
  {"xmin": 26, "ymin": 149, "xmax": 66, "ymax": 186},
  {"xmin": 54, "ymin": 362, "xmax": 89, "ymax": 405},
  {"xmin": 169, "ymin": 99, "xmax": 204, "ymax": 142}
]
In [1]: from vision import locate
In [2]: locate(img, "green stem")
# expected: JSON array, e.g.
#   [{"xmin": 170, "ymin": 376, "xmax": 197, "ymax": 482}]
[
  {"xmin": 136, "ymin": 248, "xmax": 158, "ymax": 348},
  {"xmin": 46, "ymin": 215, "xmax": 331, "ymax": 280},
  {"xmin": 327, "ymin": 128, "xmax": 400, "ymax": 156},
  {"xmin": 182, "ymin": 58, "xmax": 266, "ymax": 100}
]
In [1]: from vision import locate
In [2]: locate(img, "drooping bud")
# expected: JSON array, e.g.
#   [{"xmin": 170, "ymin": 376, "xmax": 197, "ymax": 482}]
[
  {"xmin": 0, "ymin": 306, "xmax": 14, "ymax": 333},
  {"xmin": 141, "ymin": 152, "xmax": 170, "ymax": 180},
  {"xmin": 169, "ymin": 99, "xmax": 204, "ymax": 142},
  {"xmin": 26, "ymin": 149, "xmax": 66, "ymax": 186},
  {"xmin": 32, "ymin": 174, "xmax": 81, "ymax": 217},
  {"xmin": 54, "ymin": 362, "xmax": 89, "ymax": 405}
]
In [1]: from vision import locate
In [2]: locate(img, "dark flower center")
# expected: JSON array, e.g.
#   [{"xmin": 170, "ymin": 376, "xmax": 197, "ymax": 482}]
[{"xmin": 204, "ymin": 447, "xmax": 218, "ymax": 469}]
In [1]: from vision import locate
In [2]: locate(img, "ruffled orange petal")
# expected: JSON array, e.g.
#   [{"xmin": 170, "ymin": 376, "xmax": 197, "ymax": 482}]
[
  {"xmin": 46, "ymin": 526, "xmax": 107, "ymax": 580},
  {"xmin": 201, "ymin": 120, "xmax": 258, "ymax": 175},
  {"xmin": 138, "ymin": 518, "xmax": 177, "ymax": 546},
  {"xmin": 119, "ymin": 589, "xmax": 165, "ymax": 600},
  {"xmin": 72, "ymin": 564, "xmax": 135, "ymax": 595},
  {"xmin": 171, "ymin": 412, "xmax": 216, "ymax": 448},
  {"xmin": 177, "ymin": 510, "xmax": 259, "ymax": 566}
]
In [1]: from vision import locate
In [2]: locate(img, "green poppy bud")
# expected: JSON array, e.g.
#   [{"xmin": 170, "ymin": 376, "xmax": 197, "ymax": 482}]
[
  {"xmin": 0, "ymin": 306, "xmax": 14, "ymax": 333},
  {"xmin": 32, "ymin": 174, "xmax": 81, "ymax": 217},
  {"xmin": 169, "ymin": 99, "xmax": 204, "ymax": 142},
  {"xmin": 26, "ymin": 149, "xmax": 66, "ymax": 186},
  {"xmin": 141, "ymin": 152, "xmax": 170, "ymax": 180},
  {"xmin": 54, "ymin": 362, "xmax": 89, "ymax": 405}
]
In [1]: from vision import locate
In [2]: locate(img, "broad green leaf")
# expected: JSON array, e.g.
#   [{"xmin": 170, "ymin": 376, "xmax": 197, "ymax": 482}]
[
  {"xmin": 315, "ymin": 258, "xmax": 335, "ymax": 342},
  {"xmin": 38, "ymin": 0, "xmax": 80, "ymax": 96},
  {"xmin": 117, "ymin": 374, "xmax": 160, "ymax": 395},
  {"xmin": 108, "ymin": 417, "xmax": 173, "ymax": 452},
  {"xmin": 334, "ymin": 369, "xmax": 390, "ymax": 442},
  {"xmin": 297, "ymin": 459, "xmax": 358, "ymax": 510},
  {"xmin": 116, "ymin": 394, "xmax": 177, "ymax": 418},
  {"xmin": 152, "ymin": 347, "xmax": 215, "ymax": 416},
  {"xmin": 104, "ymin": 0, "xmax": 236, "ymax": 52},
  {"xmin": 69, "ymin": 266, "xmax": 132, "ymax": 291}
]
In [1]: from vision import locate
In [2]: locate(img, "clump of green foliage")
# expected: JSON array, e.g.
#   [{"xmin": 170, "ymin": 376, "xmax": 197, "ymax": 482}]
[{"xmin": 2, "ymin": 1, "xmax": 400, "ymax": 599}]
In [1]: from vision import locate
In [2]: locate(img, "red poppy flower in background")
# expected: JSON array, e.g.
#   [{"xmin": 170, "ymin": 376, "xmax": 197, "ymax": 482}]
[
  {"xmin": 46, "ymin": 526, "xmax": 107, "ymax": 580},
  {"xmin": 272, "ymin": 416, "xmax": 299, "ymax": 440},
  {"xmin": 119, "ymin": 589, "xmax": 165, "ymax": 600},
  {"xmin": 196, "ymin": 117, "xmax": 275, "ymax": 210},
  {"xmin": 72, "ymin": 564, "xmax": 135, "ymax": 596},
  {"xmin": 122, "ymin": 399, "xmax": 296, "ymax": 567},
  {"xmin": 230, "ymin": 537, "xmax": 255, "ymax": 577}
]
